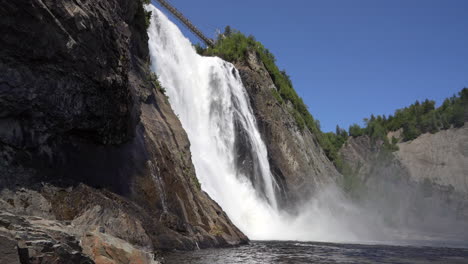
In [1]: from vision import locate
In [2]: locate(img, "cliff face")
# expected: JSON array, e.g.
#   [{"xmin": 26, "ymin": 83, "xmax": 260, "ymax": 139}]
[
  {"xmin": 340, "ymin": 124, "xmax": 468, "ymax": 195},
  {"xmin": 339, "ymin": 124, "xmax": 468, "ymax": 230},
  {"xmin": 0, "ymin": 0, "xmax": 246, "ymax": 262},
  {"xmin": 395, "ymin": 124, "xmax": 468, "ymax": 194},
  {"xmin": 234, "ymin": 51, "xmax": 341, "ymax": 207}
]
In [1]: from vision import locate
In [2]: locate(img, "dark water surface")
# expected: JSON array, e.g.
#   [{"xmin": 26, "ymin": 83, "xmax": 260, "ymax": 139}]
[{"xmin": 164, "ymin": 241, "xmax": 468, "ymax": 264}]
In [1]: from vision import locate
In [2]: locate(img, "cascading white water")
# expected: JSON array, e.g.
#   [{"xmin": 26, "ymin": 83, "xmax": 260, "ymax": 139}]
[
  {"xmin": 145, "ymin": 5, "xmax": 468, "ymax": 246},
  {"xmin": 146, "ymin": 5, "xmax": 284, "ymax": 239},
  {"xmin": 146, "ymin": 5, "xmax": 368, "ymax": 241}
]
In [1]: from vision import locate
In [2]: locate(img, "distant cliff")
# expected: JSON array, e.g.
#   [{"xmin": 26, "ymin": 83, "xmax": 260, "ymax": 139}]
[
  {"xmin": 339, "ymin": 124, "xmax": 468, "ymax": 232},
  {"xmin": 0, "ymin": 0, "xmax": 246, "ymax": 262},
  {"xmin": 340, "ymin": 124, "xmax": 468, "ymax": 197},
  {"xmin": 395, "ymin": 124, "xmax": 468, "ymax": 194}
]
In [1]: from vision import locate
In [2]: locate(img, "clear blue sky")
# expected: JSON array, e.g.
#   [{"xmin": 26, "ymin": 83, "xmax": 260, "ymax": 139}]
[{"xmin": 152, "ymin": 0, "xmax": 468, "ymax": 132}]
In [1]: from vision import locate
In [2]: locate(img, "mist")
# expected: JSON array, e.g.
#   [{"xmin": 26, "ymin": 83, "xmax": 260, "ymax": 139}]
[{"xmin": 146, "ymin": 3, "xmax": 467, "ymax": 248}]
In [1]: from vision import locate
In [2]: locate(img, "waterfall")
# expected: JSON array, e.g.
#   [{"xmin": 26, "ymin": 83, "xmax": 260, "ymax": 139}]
[
  {"xmin": 146, "ymin": 5, "xmax": 285, "ymax": 239},
  {"xmin": 146, "ymin": 4, "xmax": 366, "ymax": 241},
  {"xmin": 145, "ymin": 5, "xmax": 468, "ymax": 245}
]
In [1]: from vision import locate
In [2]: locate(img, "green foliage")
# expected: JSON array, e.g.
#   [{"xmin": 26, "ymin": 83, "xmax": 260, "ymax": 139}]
[
  {"xmin": 149, "ymin": 72, "xmax": 166, "ymax": 95},
  {"xmin": 349, "ymin": 123, "xmax": 364, "ymax": 137},
  {"xmin": 224, "ymin": 25, "xmax": 232, "ymax": 37},
  {"xmin": 135, "ymin": 0, "xmax": 152, "ymax": 31},
  {"xmin": 144, "ymin": 10, "xmax": 152, "ymax": 29},
  {"xmin": 350, "ymin": 88, "xmax": 467, "ymax": 143},
  {"xmin": 193, "ymin": 43, "xmax": 205, "ymax": 55},
  {"xmin": 142, "ymin": 0, "xmax": 152, "ymax": 29},
  {"xmin": 203, "ymin": 29, "xmax": 253, "ymax": 62},
  {"xmin": 320, "ymin": 126, "xmax": 349, "ymax": 163},
  {"xmin": 331, "ymin": 89, "xmax": 465, "ymax": 179}
]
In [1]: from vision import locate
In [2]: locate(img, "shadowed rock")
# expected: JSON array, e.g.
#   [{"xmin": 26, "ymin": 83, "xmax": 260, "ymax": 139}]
[{"xmin": 0, "ymin": 0, "xmax": 247, "ymax": 261}]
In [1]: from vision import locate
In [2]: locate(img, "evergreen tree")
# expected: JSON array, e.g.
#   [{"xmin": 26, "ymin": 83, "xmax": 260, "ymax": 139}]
[{"xmin": 224, "ymin": 25, "xmax": 232, "ymax": 36}]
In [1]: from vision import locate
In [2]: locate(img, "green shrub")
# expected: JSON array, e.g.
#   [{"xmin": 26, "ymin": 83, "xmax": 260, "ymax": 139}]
[
  {"xmin": 144, "ymin": 10, "xmax": 152, "ymax": 29},
  {"xmin": 349, "ymin": 124, "xmax": 364, "ymax": 137},
  {"xmin": 136, "ymin": 0, "xmax": 152, "ymax": 31}
]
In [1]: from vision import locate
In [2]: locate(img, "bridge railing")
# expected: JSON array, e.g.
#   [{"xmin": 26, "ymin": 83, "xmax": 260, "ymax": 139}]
[{"xmin": 155, "ymin": 0, "xmax": 215, "ymax": 47}]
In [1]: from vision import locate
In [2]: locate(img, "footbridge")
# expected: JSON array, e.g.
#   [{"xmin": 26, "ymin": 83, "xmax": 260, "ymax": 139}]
[{"xmin": 154, "ymin": 0, "xmax": 215, "ymax": 47}]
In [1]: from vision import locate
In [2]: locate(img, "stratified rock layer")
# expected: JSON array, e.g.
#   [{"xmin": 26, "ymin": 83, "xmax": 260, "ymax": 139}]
[{"xmin": 0, "ymin": 0, "xmax": 247, "ymax": 262}]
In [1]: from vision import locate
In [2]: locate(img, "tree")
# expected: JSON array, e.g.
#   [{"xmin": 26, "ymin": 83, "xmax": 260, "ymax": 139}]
[
  {"xmin": 193, "ymin": 43, "xmax": 205, "ymax": 54},
  {"xmin": 451, "ymin": 104, "xmax": 465, "ymax": 127},
  {"xmin": 402, "ymin": 122, "xmax": 420, "ymax": 141},
  {"xmin": 422, "ymin": 99, "xmax": 435, "ymax": 114},
  {"xmin": 349, "ymin": 124, "xmax": 364, "ymax": 137},
  {"xmin": 335, "ymin": 125, "xmax": 348, "ymax": 139},
  {"xmin": 224, "ymin": 25, "xmax": 232, "ymax": 37}
]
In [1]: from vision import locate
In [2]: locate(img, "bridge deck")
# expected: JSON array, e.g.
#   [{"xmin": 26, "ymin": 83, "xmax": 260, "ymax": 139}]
[{"xmin": 155, "ymin": 0, "xmax": 215, "ymax": 47}]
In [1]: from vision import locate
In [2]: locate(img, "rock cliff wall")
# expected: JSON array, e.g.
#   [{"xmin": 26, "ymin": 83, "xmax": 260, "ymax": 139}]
[
  {"xmin": 340, "ymin": 123, "xmax": 468, "ymax": 195},
  {"xmin": 0, "ymin": 0, "xmax": 246, "ymax": 262},
  {"xmin": 395, "ymin": 124, "xmax": 468, "ymax": 194},
  {"xmin": 234, "ymin": 50, "xmax": 341, "ymax": 207},
  {"xmin": 339, "ymin": 124, "xmax": 468, "ymax": 230}
]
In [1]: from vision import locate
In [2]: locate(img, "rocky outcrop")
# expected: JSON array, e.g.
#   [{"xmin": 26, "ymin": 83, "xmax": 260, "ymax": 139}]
[
  {"xmin": 0, "ymin": 0, "xmax": 247, "ymax": 261},
  {"xmin": 234, "ymin": 50, "xmax": 340, "ymax": 207},
  {"xmin": 0, "ymin": 211, "xmax": 95, "ymax": 264},
  {"xmin": 0, "ymin": 209, "xmax": 164, "ymax": 264}
]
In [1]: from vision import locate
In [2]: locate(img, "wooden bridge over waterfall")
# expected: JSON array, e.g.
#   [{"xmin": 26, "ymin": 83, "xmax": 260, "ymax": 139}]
[{"xmin": 155, "ymin": 0, "xmax": 215, "ymax": 47}]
